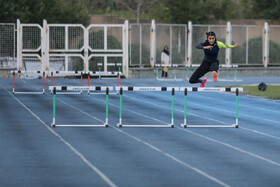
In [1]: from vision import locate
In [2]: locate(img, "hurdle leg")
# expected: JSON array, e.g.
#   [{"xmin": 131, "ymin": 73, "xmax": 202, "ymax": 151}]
[
  {"xmin": 174, "ymin": 67, "xmax": 177, "ymax": 80},
  {"xmin": 234, "ymin": 88, "xmax": 239, "ymax": 128},
  {"xmin": 43, "ymin": 72, "xmax": 45, "ymax": 94},
  {"xmin": 116, "ymin": 73, "xmax": 120, "ymax": 95},
  {"xmin": 117, "ymin": 87, "xmax": 123, "ymax": 127},
  {"xmin": 87, "ymin": 73, "xmax": 90, "ymax": 94},
  {"xmin": 186, "ymin": 67, "xmax": 189, "ymax": 80},
  {"xmin": 99, "ymin": 67, "xmax": 101, "ymax": 79},
  {"xmin": 234, "ymin": 67, "xmax": 237, "ymax": 81},
  {"xmin": 51, "ymin": 87, "xmax": 56, "ymax": 127},
  {"xmin": 50, "ymin": 72, "xmax": 54, "ymax": 94},
  {"xmin": 105, "ymin": 87, "xmax": 109, "ymax": 127},
  {"xmin": 181, "ymin": 88, "xmax": 187, "ymax": 128},
  {"xmin": 156, "ymin": 67, "xmax": 159, "ymax": 79},
  {"xmin": 12, "ymin": 71, "xmax": 15, "ymax": 94},
  {"xmin": 80, "ymin": 74, "xmax": 83, "ymax": 94},
  {"xmin": 169, "ymin": 88, "xmax": 175, "ymax": 127}
]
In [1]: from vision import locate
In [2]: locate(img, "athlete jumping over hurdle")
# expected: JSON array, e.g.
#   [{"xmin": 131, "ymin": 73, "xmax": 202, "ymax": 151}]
[{"xmin": 189, "ymin": 31, "xmax": 239, "ymax": 87}]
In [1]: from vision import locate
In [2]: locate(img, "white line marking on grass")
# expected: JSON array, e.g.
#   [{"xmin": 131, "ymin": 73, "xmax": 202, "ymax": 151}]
[{"xmin": 0, "ymin": 84, "xmax": 117, "ymax": 187}]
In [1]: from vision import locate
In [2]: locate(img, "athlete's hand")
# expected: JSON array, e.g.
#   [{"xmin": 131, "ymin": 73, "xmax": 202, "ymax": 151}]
[
  {"xmin": 234, "ymin": 43, "xmax": 239, "ymax": 48},
  {"xmin": 203, "ymin": 46, "xmax": 213, "ymax": 49}
]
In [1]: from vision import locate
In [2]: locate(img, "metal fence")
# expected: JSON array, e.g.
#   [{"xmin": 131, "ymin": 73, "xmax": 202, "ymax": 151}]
[
  {"xmin": 269, "ymin": 25, "xmax": 280, "ymax": 65},
  {"xmin": 0, "ymin": 23, "xmax": 16, "ymax": 68},
  {"xmin": 129, "ymin": 20, "xmax": 279, "ymax": 67},
  {"xmin": 1, "ymin": 20, "xmax": 280, "ymax": 72},
  {"xmin": 15, "ymin": 20, "xmax": 129, "ymax": 76}
]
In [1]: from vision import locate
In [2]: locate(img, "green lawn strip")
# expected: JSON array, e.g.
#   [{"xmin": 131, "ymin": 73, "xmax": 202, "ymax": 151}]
[
  {"xmin": 216, "ymin": 85, "xmax": 280, "ymax": 100},
  {"xmin": 241, "ymin": 85, "xmax": 280, "ymax": 100}
]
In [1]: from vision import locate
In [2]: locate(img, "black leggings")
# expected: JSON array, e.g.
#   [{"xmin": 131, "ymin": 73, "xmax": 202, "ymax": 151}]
[{"xmin": 189, "ymin": 60, "xmax": 219, "ymax": 84}]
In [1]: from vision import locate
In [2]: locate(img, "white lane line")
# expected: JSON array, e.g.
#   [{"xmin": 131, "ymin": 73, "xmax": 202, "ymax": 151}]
[
  {"xmin": 113, "ymin": 127, "xmax": 230, "ymax": 187},
  {"xmin": 180, "ymin": 128, "xmax": 280, "ymax": 167},
  {"xmin": 13, "ymin": 80, "xmax": 230, "ymax": 186},
  {"xmin": 97, "ymin": 94, "xmax": 280, "ymax": 167},
  {"xmin": 146, "ymin": 91, "xmax": 280, "ymax": 124},
  {"xmin": 126, "ymin": 93, "xmax": 280, "ymax": 140},
  {"xmin": 25, "ymin": 79, "xmax": 280, "ymax": 140},
  {"xmin": 0, "ymin": 84, "xmax": 117, "ymax": 187}
]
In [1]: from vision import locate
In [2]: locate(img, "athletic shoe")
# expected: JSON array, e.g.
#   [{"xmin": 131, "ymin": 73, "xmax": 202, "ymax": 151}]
[
  {"xmin": 200, "ymin": 78, "xmax": 207, "ymax": 87},
  {"xmin": 212, "ymin": 71, "xmax": 218, "ymax": 82}
]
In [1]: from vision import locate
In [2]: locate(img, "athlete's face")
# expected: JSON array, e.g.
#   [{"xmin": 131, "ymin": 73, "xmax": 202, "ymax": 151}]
[{"xmin": 208, "ymin": 36, "xmax": 215, "ymax": 45}]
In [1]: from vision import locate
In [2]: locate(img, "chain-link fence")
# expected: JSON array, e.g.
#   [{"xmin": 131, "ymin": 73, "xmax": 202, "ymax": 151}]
[
  {"xmin": 129, "ymin": 23, "xmax": 151, "ymax": 67},
  {"xmin": 232, "ymin": 25, "xmax": 263, "ymax": 65},
  {"xmin": 1, "ymin": 21, "xmax": 280, "ymax": 71},
  {"xmin": 156, "ymin": 24, "xmax": 186, "ymax": 65},
  {"xmin": 269, "ymin": 25, "xmax": 280, "ymax": 65},
  {"xmin": 129, "ymin": 23, "xmax": 187, "ymax": 67},
  {"xmin": 0, "ymin": 23, "xmax": 16, "ymax": 68},
  {"xmin": 129, "ymin": 21, "xmax": 280, "ymax": 67}
]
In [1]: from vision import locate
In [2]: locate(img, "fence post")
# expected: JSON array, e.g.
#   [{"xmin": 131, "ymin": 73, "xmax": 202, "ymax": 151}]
[
  {"xmin": 16, "ymin": 19, "xmax": 22, "ymax": 71},
  {"xmin": 123, "ymin": 20, "xmax": 129, "ymax": 77},
  {"xmin": 150, "ymin": 20, "xmax": 156, "ymax": 67},
  {"xmin": 187, "ymin": 21, "xmax": 192, "ymax": 66},
  {"xmin": 185, "ymin": 24, "xmax": 188, "ymax": 66},
  {"xmin": 226, "ymin": 21, "xmax": 232, "ymax": 65},
  {"xmin": 42, "ymin": 20, "xmax": 48, "ymax": 73},
  {"xmin": 84, "ymin": 25, "xmax": 89, "ymax": 72},
  {"xmin": 263, "ymin": 22, "xmax": 269, "ymax": 67}
]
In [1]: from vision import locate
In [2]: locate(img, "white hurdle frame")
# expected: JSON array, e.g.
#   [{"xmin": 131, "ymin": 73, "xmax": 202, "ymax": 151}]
[
  {"xmin": 116, "ymin": 86, "xmax": 179, "ymax": 128},
  {"xmin": 180, "ymin": 87, "xmax": 243, "ymax": 128},
  {"xmin": 50, "ymin": 86, "xmax": 113, "ymax": 127},
  {"xmin": 11, "ymin": 70, "xmax": 46, "ymax": 94},
  {"xmin": 49, "ymin": 71, "xmax": 119, "ymax": 95},
  {"xmin": 155, "ymin": 64, "xmax": 183, "ymax": 81},
  {"xmin": 186, "ymin": 64, "xmax": 242, "ymax": 82}
]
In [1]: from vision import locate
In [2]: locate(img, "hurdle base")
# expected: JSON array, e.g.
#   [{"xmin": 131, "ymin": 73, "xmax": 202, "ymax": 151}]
[
  {"xmin": 207, "ymin": 79, "xmax": 243, "ymax": 82},
  {"xmin": 156, "ymin": 78, "xmax": 183, "ymax": 82},
  {"xmin": 88, "ymin": 92, "xmax": 118, "ymax": 95},
  {"xmin": 51, "ymin": 124, "xmax": 108, "ymax": 127},
  {"xmin": 117, "ymin": 124, "xmax": 173, "ymax": 128},
  {"xmin": 55, "ymin": 92, "xmax": 82, "ymax": 95},
  {"xmin": 181, "ymin": 124, "xmax": 237, "ymax": 128},
  {"xmin": 13, "ymin": 91, "xmax": 44, "ymax": 95}
]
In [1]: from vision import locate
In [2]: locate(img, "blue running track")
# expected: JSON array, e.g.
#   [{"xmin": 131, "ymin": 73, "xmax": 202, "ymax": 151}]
[{"xmin": 0, "ymin": 76, "xmax": 280, "ymax": 186}]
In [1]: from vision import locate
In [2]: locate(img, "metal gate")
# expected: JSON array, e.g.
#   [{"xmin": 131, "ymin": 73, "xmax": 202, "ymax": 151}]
[{"xmin": 17, "ymin": 20, "xmax": 129, "ymax": 76}]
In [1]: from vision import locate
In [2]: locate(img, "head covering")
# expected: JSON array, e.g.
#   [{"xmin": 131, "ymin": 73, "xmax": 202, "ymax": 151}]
[
  {"xmin": 163, "ymin": 45, "xmax": 169, "ymax": 55},
  {"xmin": 206, "ymin": 31, "xmax": 217, "ymax": 45}
]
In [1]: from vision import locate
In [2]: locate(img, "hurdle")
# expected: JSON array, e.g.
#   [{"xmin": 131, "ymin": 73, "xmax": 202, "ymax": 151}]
[
  {"xmin": 49, "ymin": 71, "xmax": 120, "ymax": 95},
  {"xmin": 155, "ymin": 64, "xmax": 183, "ymax": 81},
  {"xmin": 50, "ymin": 86, "xmax": 112, "ymax": 127},
  {"xmin": 49, "ymin": 71, "xmax": 87, "ymax": 94},
  {"xmin": 180, "ymin": 87, "xmax": 243, "ymax": 128},
  {"xmin": 116, "ymin": 86, "xmax": 179, "ymax": 128},
  {"xmin": 186, "ymin": 64, "xmax": 242, "ymax": 82},
  {"xmin": 11, "ymin": 70, "xmax": 45, "ymax": 94},
  {"xmin": 97, "ymin": 63, "xmax": 122, "ymax": 79}
]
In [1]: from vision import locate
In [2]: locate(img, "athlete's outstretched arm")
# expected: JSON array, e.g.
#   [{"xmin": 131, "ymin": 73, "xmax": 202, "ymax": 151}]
[{"xmin": 217, "ymin": 41, "xmax": 239, "ymax": 49}]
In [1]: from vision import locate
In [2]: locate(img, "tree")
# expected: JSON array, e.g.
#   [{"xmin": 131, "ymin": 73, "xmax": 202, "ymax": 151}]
[
  {"xmin": 0, "ymin": 0, "xmax": 89, "ymax": 25},
  {"xmin": 250, "ymin": 0, "xmax": 280, "ymax": 19},
  {"xmin": 163, "ymin": 0, "xmax": 242, "ymax": 24},
  {"xmin": 116, "ymin": 0, "xmax": 159, "ymax": 23}
]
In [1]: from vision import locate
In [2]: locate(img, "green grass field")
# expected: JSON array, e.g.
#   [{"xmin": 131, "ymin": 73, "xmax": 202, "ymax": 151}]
[{"xmin": 242, "ymin": 85, "xmax": 280, "ymax": 100}]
